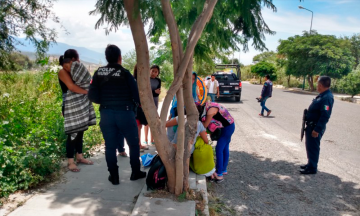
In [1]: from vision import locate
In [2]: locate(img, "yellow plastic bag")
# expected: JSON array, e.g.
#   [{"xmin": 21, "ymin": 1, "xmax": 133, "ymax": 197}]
[{"xmin": 190, "ymin": 137, "xmax": 215, "ymax": 175}]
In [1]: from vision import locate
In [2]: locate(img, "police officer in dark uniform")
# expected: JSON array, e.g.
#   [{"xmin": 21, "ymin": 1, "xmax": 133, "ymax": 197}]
[
  {"xmin": 300, "ymin": 76, "xmax": 334, "ymax": 174},
  {"xmin": 88, "ymin": 44, "xmax": 146, "ymax": 184}
]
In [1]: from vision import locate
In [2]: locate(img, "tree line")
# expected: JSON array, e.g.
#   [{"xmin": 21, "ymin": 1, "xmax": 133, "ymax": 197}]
[{"xmin": 249, "ymin": 31, "xmax": 360, "ymax": 97}]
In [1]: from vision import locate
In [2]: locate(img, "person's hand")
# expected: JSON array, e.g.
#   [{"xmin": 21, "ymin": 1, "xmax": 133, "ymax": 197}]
[
  {"xmin": 259, "ymin": 96, "xmax": 262, "ymax": 99},
  {"xmin": 155, "ymin": 88, "xmax": 161, "ymax": 94},
  {"xmin": 217, "ymin": 93, "xmax": 220, "ymax": 98},
  {"xmin": 311, "ymin": 130, "xmax": 319, "ymax": 138}
]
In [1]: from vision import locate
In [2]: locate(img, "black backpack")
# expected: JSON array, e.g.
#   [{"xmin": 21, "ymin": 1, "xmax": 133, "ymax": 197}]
[{"xmin": 146, "ymin": 155, "xmax": 167, "ymax": 190}]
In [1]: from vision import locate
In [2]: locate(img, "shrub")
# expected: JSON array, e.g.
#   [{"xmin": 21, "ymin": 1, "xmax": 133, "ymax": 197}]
[{"xmin": 338, "ymin": 70, "xmax": 360, "ymax": 97}]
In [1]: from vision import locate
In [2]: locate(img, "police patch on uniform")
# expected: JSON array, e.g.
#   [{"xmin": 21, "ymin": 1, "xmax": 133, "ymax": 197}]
[{"xmin": 324, "ymin": 105, "xmax": 329, "ymax": 111}]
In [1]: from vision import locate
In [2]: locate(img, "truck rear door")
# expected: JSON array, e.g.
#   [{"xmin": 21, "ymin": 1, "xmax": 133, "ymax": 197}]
[{"xmin": 215, "ymin": 74, "xmax": 240, "ymax": 94}]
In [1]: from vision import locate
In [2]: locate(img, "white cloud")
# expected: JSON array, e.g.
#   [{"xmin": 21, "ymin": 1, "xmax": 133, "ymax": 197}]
[{"xmin": 49, "ymin": 0, "xmax": 136, "ymax": 54}]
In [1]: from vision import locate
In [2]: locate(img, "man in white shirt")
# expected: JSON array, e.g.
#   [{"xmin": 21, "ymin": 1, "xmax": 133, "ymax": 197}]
[{"xmin": 206, "ymin": 75, "xmax": 219, "ymax": 102}]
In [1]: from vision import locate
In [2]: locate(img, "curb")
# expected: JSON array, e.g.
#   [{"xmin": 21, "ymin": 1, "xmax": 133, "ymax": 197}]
[{"xmin": 196, "ymin": 175, "xmax": 210, "ymax": 216}]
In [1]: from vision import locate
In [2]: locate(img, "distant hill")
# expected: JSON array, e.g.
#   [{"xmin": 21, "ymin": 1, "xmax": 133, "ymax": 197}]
[{"xmin": 14, "ymin": 38, "xmax": 106, "ymax": 64}]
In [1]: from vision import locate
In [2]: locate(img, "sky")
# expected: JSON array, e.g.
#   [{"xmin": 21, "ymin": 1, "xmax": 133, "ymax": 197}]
[{"xmin": 44, "ymin": 0, "xmax": 360, "ymax": 65}]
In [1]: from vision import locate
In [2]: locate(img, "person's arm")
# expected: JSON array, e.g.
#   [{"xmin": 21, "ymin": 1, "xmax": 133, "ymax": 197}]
[
  {"xmin": 126, "ymin": 71, "xmax": 140, "ymax": 104},
  {"xmin": 154, "ymin": 78, "xmax": 161, "ymax": 95},
  {"xmin": 58, "ymin": 69, "xmax": 88, "ymax": 94},
  {"xmin": 166, "ymin": 117, "xmax": 178, "ymax": 127},
  {"xmin": 260, "ymin": 82, "xmax": 268, "ymax": 98},
  {"xmin": 202, "ymin": 107, "xmax": 218, "ymax": 128},
  {"xmin": 313, "ymin": 96, "xmax": 334, "ymax": 135},
  {"xmin": 88, "ymin": 71, "xmax": 101, "ymax": 104},
  {"xmin": 216, "ymin": 80, "xmax": 220, "ymax": 98},
  {"xmin": 199, "ymin": 131, "xmax": 209, "ymax": 144}
]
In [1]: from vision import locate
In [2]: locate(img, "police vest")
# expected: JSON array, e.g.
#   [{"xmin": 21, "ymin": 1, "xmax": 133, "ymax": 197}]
[{"xmin": 95, "ymin": 64, "xmax": 134, "ymax": 108}]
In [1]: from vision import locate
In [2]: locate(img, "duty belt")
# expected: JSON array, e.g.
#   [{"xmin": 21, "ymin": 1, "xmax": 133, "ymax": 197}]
[
  {"xmin": 306, "ymin": 121, "xmax": 317, "ymax": 127},
  {"xmin": 100, "ymin": 105, "xmax": 135, "ymax": 111}
]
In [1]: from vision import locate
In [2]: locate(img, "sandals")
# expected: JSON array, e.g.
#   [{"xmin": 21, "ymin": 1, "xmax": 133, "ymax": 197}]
[
  {"xmin": 68, "ymin": 163, "xmax": 80, "ymax": 172},
  {"xmin": 211, "ymin": 172, "xmax": 224, "ymax": 183},
  {"xmin": 76, "ymin": 158, "xmax": 94, "ymax": 165}
]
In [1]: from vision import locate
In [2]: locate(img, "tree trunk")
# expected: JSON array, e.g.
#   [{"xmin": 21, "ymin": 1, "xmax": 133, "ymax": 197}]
[
  {"xmin": 175, "ymin": 88, "xmax": 185, "ymax": 195},
  {"xmin": 287, "ymin": 75, "xmax": 291, "ymax": 87},
  {"xmin": 123, "ymin": 0, "xmax": 177, "ymax": 193},
  {"xmin": 182, "ymin": 56, "xmax": 197, "ymax": 191},
  {"xmin": 308, "ymin": 75, "xmax": 314, "ymax": 91}
]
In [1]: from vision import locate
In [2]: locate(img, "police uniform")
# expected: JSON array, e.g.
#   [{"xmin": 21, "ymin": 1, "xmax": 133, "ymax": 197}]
[
  {"xmin": 88, "ymin": 63, "xmax": 143, "ymax": 182},
  {"xmin": 304, "ymin": 89, "xmax": 334, "ymax": 172}
]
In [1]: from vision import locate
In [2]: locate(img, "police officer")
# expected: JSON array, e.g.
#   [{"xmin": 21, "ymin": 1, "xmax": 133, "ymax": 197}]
[
  {"xmin": 300, "ymin": 76, "xmax": 334, "ymax": 174},
  {"xmin": 88, "ymin": 44, "xmax": 146, "ymax": 184}
]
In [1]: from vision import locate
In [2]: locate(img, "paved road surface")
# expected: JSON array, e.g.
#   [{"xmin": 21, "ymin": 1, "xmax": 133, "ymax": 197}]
[{"xmin": 212, "ymin": 82, "xmax": 360, "ymax": 215}]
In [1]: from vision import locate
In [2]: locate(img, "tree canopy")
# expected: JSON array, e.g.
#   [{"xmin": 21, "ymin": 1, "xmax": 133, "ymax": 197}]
[
  {"xmin": 91, "ymin": 0, "xmax": 277, "ymax": 72},
  {"xmin": 277, "ymin": 31, "xmax": 354, "ymax": 90},
  {"xmin": 0, "ymin": 0, "xmax": 58, "ymax": 70},
  {"xmin": 253, "ymin": 51, "xmax": 277, "ymax": 64},
  {"xmin": 345, "ymin": 33, "xmax": 360, "ymax": 69},
  {"xmin": 251, "ymin": 61, "xmax": 277, "ymax": 83}
]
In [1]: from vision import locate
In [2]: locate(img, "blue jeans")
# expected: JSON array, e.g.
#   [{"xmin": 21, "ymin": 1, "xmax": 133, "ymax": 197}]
[
  {"xmin": 216, "ymin": 123, "xmax": 235, "ymax": 176},
  {"xmin": 260, "ymin": 96, "xmax": 270, "ymax": 115},
  {"xmin": 100, "ymin": 109, "xmax": 140, "ymax": 172},
  {"xmin": 209, "ymin": 93, "xmax": 216, "ymax": 102}
]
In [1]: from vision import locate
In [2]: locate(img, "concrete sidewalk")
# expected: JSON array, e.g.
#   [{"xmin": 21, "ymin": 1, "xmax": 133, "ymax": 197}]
[{"xmin": 9, "ymin": 147, "xmax": 150, "ymax": 216}]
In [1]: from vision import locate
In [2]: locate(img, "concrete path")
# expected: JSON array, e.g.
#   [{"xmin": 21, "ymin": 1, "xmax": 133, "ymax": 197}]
[{"xmin": 9, "ymin": 147, "xmax": 151, "ymax": 216}]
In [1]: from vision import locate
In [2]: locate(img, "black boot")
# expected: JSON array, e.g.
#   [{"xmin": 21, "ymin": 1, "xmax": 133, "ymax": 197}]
[
  {"xmin": 108, "ymin": 169, "xmax": 120, "ymax": 185},
  {"xmin": 130, "ymin": 170, "xmax": 146, "ymax": 181}
]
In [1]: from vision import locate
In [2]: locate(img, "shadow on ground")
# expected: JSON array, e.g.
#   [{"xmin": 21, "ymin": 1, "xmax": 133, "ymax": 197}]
[
  {"xmin": 210, "ymin": 151, "xmax": 360, "ymax": 216},
  {"xmin": 214, "ymin": 97, "xmax": 244, "ymax": 104}
]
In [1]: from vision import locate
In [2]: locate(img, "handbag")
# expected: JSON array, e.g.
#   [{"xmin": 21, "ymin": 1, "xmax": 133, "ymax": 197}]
[{"xmin": 210, "ymin": 128, "xmax": 222, "ymax": 141}]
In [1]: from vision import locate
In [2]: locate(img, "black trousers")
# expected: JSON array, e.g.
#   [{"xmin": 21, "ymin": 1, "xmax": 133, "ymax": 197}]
[
  {"xmin": 305, "ymin": 126, "xmax": 324, "ymax": 170},
  {"xmin": 100, "ymin": 109, "xmax": 140, "ymax": 172},
  {"xmin": 66, "ymin": 131, "xmax": 84, "ymax": 158},
  {"xmin": 117, "ymin": 133, "xmax": 125, "ymax": 153}
]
